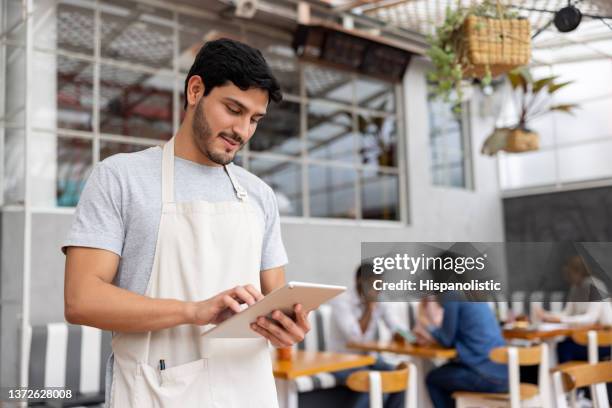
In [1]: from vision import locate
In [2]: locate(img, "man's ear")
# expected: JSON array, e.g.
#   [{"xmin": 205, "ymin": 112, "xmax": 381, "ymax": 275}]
[{"xmin": 187, "ymin": 75, "xmax": 205, "ymax": 107}]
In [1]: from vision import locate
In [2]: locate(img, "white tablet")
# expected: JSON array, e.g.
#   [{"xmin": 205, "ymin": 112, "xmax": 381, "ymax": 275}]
[{"xmin": 201, "ymin": 281, "xmax": 346, "ymax": 338}]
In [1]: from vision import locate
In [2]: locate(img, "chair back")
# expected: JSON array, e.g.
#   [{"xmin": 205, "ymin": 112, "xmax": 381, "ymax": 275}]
[
  {"xmin": 346, "ymin": 362, "xmax": 417, "ymax": 408},
  {"xmin": 489, "ymin": 344, "xmax": 551, "ymax": 408},
  {"xmin": 553, "ymin": 361, "xmax": 612, "ymax": 408}
]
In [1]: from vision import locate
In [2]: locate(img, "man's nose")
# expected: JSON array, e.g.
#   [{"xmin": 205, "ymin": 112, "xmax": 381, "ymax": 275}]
[{"xmin": 232, "ymin": 117, "xmax": 250, "ymax": 142}]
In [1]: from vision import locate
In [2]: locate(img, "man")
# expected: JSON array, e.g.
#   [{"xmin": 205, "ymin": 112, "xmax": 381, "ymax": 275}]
[
  {"xmin": 63, "ymin": 39, "xmax": 309, "ymax": 407},
  {"xmin": 329, "ymin": 261, "xmax": 406, "ymax": 408},
  {"xmin": 421, "ymin": 293, "xmax": 508, "ymax": 408}
]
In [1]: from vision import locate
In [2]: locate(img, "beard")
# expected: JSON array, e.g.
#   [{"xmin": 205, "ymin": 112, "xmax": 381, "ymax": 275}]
[{"xmin": 191, "ymin": 98, "xmax": 244, "ymax": 166}]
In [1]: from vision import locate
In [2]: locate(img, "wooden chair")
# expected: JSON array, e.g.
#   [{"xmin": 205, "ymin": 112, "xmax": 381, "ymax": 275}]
[
  {"xmin": 553, "ymin": 330, "xmax": 612, "ymax": 408},
  {"xmin": 346, "ymin": 362, "xmax": 417, "ymax": 408},
  {"xmin": 553, "ymin": 361, "xmax": 612, "ymax": 408},
  {"xmin": 453, "ymin": 343, "xmax": 552, "ymax": 408}
]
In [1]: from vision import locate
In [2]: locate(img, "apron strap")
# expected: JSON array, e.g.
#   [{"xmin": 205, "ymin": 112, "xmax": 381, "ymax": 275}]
[
  {"xmin": 162, "ymin": 138, "xmax": 175, "ymax": 204},
  {"xmin": 224, "ymin": 164, "xmax": 248, "ymax": 201}
]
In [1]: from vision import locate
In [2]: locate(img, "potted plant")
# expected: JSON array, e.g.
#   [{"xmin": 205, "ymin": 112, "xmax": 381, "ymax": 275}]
[
  {"xmin": 481, "ymin": 68, "xmax": 578, "ymax": 155},
  {"xmin": 427, "ymin": 1, "xmax": 530, "ymax": 108}
]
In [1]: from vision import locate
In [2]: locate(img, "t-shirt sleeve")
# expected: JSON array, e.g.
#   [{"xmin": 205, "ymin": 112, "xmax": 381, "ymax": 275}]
[
  {"xmin": 61, "ymin": 162, "xmax": 124, "ymax": 256},
  {"xmin": 260, "ymin": 186, "xmax": 288, "ymax": 271}
]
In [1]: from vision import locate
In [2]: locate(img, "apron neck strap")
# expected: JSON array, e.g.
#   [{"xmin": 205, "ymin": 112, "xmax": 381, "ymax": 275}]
[
  {"xmin": 162, "ymin": 138, "xmax": 175, "ymax": 204},
  {"xmin": 224, "ymin": 164, "xmax": 248, "ymax": 201},
  {"xmin": 162, "ymin": 137, "xmax": 248, "ymax": 203}
]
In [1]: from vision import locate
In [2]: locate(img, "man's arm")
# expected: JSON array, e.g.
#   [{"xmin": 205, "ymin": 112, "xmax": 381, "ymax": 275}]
[
  {"xmin": 64, "ymin": 246, "xmax": 262, "ymax": 332},
  {"xmin": 260, "ymin": 266, "xmax": 286, "ymax": 294}
]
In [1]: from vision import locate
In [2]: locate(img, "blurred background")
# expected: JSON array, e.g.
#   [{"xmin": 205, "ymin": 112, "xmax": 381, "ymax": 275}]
[{"xmin": 1, "ymin": 0, "xmax": 611, "ymax": 404}]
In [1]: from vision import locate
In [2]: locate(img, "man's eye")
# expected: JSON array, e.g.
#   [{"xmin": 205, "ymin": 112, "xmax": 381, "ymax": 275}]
[
  {"xmin": 251, "ymin": 118, "xmax": 260, "ymax": 124},
  {"xmin": 227, "ymin": 106, "xmax": 240, "ymax": 114}
]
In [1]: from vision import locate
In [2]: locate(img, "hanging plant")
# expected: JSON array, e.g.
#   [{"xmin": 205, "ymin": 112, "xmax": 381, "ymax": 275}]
[
  {"xmin": 427, "ymin": 1, "xmax": 530, "ymax": 108},
  {"xmin": 481, "ymin": 68, "xmax": 579, "ymax": 155}
]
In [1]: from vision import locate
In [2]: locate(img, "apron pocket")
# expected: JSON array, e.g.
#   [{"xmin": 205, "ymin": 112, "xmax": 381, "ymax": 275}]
[{"xmin": 134, "ymin": 359, "xmax": 213, "ymax": 408}]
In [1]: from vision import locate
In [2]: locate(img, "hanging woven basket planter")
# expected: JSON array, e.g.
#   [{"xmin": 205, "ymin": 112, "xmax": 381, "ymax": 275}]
[{"xmin": 459, "ymin": 15, "xmax": 531, "ymax": 79}]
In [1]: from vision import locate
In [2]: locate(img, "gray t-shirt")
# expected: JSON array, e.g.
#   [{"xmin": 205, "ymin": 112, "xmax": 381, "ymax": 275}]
[{"xmin": 62, "ymin": 146, "xmax": 288, "ymax": 403}]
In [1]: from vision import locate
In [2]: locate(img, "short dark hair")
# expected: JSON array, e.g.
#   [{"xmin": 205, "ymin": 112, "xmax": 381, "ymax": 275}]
[{"xmin": 183, "ymin": 38, "xmax": 282, "ymax": 110}]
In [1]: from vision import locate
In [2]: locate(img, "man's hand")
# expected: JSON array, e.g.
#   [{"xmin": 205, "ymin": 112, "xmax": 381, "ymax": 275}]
[
  {"xmin": 187, "ymin": 285, "xmax": 264, "ymax": 326},
  {"xmin": 250, "ymin": 304, "xmax": 311, "ymax": 347}
]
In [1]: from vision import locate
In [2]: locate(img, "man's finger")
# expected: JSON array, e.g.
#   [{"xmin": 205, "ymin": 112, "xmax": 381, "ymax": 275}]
[
  {"xmin": 222, "ymin": 294, "xmax": 242, "ymax": 314},
  {"xmin": 251, "ymin": 323, "xmax": 288, "ymax": 347},
  {"xmin": 294, "ymin": 304, "xmax": 310, "ymax": 331},
  {"xmin": 257, "ymin": 317, "xmax": 296, "ymax": 345},
  {"xmin": 244, "ymin": 284, "xmax": 264, "ymax": 302},
  {"xmin": 270, "ymin": 310, "xmax": 300, "ymax": 334},
  {"xmin": 231, "ymin": 286, "xmax": 256, "ymax": 306}
]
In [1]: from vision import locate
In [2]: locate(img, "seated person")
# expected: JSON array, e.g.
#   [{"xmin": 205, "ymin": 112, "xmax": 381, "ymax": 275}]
[
  {"xmin": 534, "ymin": 255, "xmax": 612, "ymax": 363},
  {"xmin": 329, "ymin": 261, "xmax": 407, "ymax": 408},
  {"xmin": 420, "ymin": 293, "xmax": 508, "ymax": 408}
]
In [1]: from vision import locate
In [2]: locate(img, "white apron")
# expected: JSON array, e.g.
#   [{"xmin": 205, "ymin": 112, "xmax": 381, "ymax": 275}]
[{"xmin": 109, "ymin": 137, "xmax": 278, "ymax": 407}]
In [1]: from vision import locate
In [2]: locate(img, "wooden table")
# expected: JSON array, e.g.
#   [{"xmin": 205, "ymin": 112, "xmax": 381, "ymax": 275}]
[
  {"xmin": 347, "ymin": 341, "xmax": 456, "ymax": 408},
  {"xmin": 503, "ymin": 324, "xmax": 600, "ymax": 341},
  {"xmin": 347, "ymin": 340, "xmax": 457, "ymax": 359},
  {"xmin": 272, "ymin": 350, "xmax": 375, "ymax": 408}
]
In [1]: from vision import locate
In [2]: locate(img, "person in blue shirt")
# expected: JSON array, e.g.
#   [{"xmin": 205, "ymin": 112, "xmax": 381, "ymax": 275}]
[{"xmin": 418, "ymin": 294, "xmax": 509, "ymax": 408}]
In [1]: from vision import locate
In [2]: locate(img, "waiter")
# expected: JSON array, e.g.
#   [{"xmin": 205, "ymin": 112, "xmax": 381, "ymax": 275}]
[{"xmin": 63, "ymin": 39, "xmax": 310, "ymax": 407}]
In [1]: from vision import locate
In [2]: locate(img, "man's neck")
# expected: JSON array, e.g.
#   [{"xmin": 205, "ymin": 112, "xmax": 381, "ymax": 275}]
[{"xmin": 173, "ymin": 124, "xmax": 221, "ymax": 167}]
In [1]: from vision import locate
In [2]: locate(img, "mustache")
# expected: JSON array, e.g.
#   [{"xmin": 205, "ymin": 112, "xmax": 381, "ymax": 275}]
[{"xmin": 219, "ymin": 132, "xmax": 245, "ymax": 146}]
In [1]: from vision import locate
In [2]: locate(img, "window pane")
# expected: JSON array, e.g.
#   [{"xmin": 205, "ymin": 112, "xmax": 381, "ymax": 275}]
[
  {"xmin": 56, "ymin": 55, "xmax": 94, "ymax": 131},
  {"xmin": 307, "ymin": 102, "xmax": 354, "ymax": 163},
  {"xmin": 56, "ymin": 2, "xmax": 94, "ymax": 55},
  {"xmin": 361, "ymin": 170, "xmax": 399, "ymax": 221},
  {"xmin": 355, "ymin": 77, "xmax": 395, "ymax": 112},
  {"xmin": 57, "ymin": 136, "xmax": 93, "ymax": 207},
  {"xmin": 358, "ymin": 114, "xmax": 398, "ymax": 168},
  {"xmin": 101, "ymin": 1, "xmax": 173, "ymax": 69},
  {"xmin": 428, "ymin": 96, "xmax": 469, "ymax": 188},
  {"xmin": 309, "ymin": 165, "xmax": 356, "ymax": 219},
  {"xmin": 250, "ymin": 157, "xmax": 302, "ymax": 216},
  {"xmin": 305, "ymin": 65, "xmax": 353, "ymax": 105},
  {"xmin": 100, "ymin": 140, "xmax": 152, "ymax": 161},
  {"xmin": 250, "ymin": 100, "xmax": 301, "ymax": 156},
  {"xmin": 99, "ymin": 64, "xmax": 173, "ymax": 140},
  {"xmin": 4, "ymin": 129, "xmax": 24, "ymax": 205},
  {"xmin": 177, "ymin": 15, "xmax": 230, "ymax": 74},
  {"xmin": 243, "ymin": 31, "xmax": 299, "ymax": 97}
]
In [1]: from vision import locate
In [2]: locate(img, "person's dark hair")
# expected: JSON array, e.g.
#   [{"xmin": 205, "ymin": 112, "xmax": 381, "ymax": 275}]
[
  {"xmin": 355, "ymin": 261, "xmax": 375, "ymax": 282},
  {"xmin": 183, "ymin": 38, "xmax": 282, "ymax": 110}
]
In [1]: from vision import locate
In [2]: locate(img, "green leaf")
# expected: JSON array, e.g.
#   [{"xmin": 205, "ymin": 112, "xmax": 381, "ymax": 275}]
[
  {"xmin": 549, "ymin": 104, "xmax": 579, "ymax": 113},
  {"xmin": 507, "ymin": 70, "xmax": 526, "ymax": 90},
  {"xmin": 532, "ymin": 76, "xmax": 557, "ymax": 93},
  {"xmin": 548, "ymin": 81, "xmax": 573, "ymax": 94}
]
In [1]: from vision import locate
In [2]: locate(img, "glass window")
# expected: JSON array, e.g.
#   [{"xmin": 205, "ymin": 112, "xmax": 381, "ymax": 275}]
[
  {"xmin": 355, "ymin": 78, "xmax": 395, "ymax": 112},
  {"xmin": 6, "ymin": 1, "xmax": 406, "ymax": 222},
  {"xmin": 361, "ymin": 170, "xmax": 399, "ymax": 221},
  {"xmin": 56, "ymin": 55, "xmax": 94, "ymax": 131},
  {"xmin": 100, "ymin": 1, "xmax": 173, "ymax": 70},
  {"xmin": 309, "ymin": 165, "xmax": 357, "ymax": 219},
  {"xmin": 57, "ymin": 136, "xmax": 93, "ymax": 207},
  {"xmin": 307, "ymin": 102, "xmax": 354, "ymax": 163},
  {"xmin": 428, "ymin": 96, "xmax": 472, "ymax": 189},
  {"xmin": 249, "ymin": 100, "xmax": 301, "ymax": 156},
  {"xmin": 55, "ymin": 2, "xmax": 94, "ymax": 55},
  {"xmin": 100, "ymin": 140, "xmax": 152, "ymax": 161},
  {"xmin": 357, "ymin": 113, "xmax": 398, "ymax": 168},
  {"xmin": 99, "ymin": 64, "xmax": 173, "ymax": 140},
  {"xmin": 250, "ymin": 157, "xmax": 303, "ymax": 216},
  {"xmin": 305, "ymin": 65, "xmax": 353, "ymax": 105}
]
